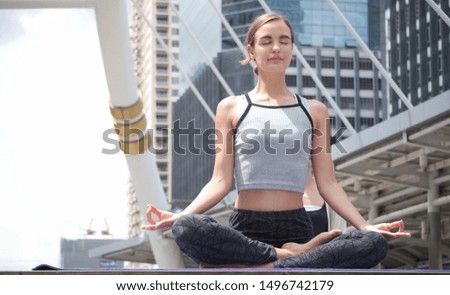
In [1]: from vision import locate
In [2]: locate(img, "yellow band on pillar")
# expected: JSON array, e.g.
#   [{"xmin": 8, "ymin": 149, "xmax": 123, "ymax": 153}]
[
  {"xmin": 110, "ymin": 98, "xmax": 143, "ymax": 121},
  {"xmin": 119, "ymin": 130, "xmax": 152, "ymax": 155},
  {"xmin": 114, "ymin": 114, "xmax": 147, "ymax": 138}
]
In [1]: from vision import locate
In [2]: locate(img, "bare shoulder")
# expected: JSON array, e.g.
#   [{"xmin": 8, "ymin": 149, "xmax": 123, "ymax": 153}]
[
  {"xmin": 217, "ymin": 95, "xmax": 238, "ymax": 111},
  {"xmin": 306, "ymin": 99, "xmax": 329, "ymax": 123},
  {"xmin": 216, "ymin": 96, "xmax": 238, "ymax": 125}
]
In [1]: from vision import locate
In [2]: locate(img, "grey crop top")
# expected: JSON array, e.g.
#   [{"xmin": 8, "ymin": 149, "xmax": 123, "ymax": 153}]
[{"xmin": 233, "ymin": 93, "xmax": 313, "ymax": 193}]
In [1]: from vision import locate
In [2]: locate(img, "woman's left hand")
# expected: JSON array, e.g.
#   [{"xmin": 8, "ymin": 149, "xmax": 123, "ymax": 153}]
[{"xmin": 363, "ymin": 220, "xmax": 411, "ymax": 239}]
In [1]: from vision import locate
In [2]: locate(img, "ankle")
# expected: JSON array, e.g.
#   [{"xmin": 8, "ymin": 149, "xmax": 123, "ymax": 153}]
[{"xmin": 275, "ymin": 248, "xmax": 293, "ymax": 259}]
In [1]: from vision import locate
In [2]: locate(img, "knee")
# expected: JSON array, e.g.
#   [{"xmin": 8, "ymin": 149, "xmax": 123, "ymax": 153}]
[
  {"xmin": 172, "ymin": 214, "xmax": 215, "ymax": 243},
  {"xmin": 365, "ymin": 231, "xmax": 388, "ymax": 260}
]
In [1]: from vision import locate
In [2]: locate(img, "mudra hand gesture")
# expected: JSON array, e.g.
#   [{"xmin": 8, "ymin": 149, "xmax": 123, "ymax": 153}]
[
  {"xmin": 140, "ymin": 205, "xmax": 181, "ymax": 231},
  {"xmin": 363, "ymin": 220, "xmax": 411, "ymax": 239}
]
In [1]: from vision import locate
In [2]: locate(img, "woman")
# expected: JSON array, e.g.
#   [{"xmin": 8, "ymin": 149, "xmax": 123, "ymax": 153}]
[{"xmin": 142, "ymin": 12, "xmax": 410, "ymax": 268}]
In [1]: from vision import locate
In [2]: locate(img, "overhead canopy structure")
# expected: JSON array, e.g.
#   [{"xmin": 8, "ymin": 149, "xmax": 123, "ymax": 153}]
[{"xmin": 332, "ymin": 91, "xmax": 450, "ymax": 269}]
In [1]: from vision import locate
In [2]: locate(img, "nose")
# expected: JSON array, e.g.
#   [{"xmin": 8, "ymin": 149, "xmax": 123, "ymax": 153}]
[{"xmin": 272, "ymin": 42, "xmax": 281, "ymax": 52}]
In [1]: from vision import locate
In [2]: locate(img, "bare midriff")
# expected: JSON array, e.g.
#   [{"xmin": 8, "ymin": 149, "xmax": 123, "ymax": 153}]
[{"xmin": 235, "ymin": 189, "xmax": 304, "ymax": 211}]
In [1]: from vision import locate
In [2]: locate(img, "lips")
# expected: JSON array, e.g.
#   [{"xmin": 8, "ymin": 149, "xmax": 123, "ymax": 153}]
[{"xmin": 268, "ymin": 56, "xmax": 283, "ymax": 61}]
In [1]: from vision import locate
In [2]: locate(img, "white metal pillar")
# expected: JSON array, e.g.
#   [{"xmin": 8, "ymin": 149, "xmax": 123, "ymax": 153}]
[
  {"xmin": 94, "ymin": 0, "xmax": 184, "ymax": 268},
  {"xmin": 0, "ymin": 0, "xmax": 185, "ymax": 268}
]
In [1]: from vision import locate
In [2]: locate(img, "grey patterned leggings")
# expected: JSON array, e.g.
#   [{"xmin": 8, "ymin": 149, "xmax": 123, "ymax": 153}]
[{"xmin": 172, "ymin": 208, "xmax": 388, "ymax": 269}]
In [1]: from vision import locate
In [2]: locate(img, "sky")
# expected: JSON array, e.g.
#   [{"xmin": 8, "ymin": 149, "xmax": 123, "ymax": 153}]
[{"xmin": 0, "ymin": 9, "xmax": 131, "ymax": 270}]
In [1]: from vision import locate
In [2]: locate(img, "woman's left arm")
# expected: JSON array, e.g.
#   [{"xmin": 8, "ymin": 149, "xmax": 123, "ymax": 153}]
[{"xmin": 308, "ymin": 100, "xmax": 410, "ymax": 239}]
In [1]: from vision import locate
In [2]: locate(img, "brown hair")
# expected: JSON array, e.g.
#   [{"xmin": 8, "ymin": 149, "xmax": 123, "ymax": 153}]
[{"xmin": 240, "ymin": 12, "xmax": 294, "ymax": 75}]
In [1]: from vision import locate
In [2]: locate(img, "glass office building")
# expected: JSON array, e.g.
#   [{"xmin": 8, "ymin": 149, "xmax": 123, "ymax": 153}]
[
  {"xmin": 222, "ymin": 0, "xmax": 379, "ymax": 50},
  {"xmin": 385, "ymin": 0, "xmax": 450, "ymax": 115},
  {"xmin": 296, "ymin": 0, "xmax": 369, "ymax": 48}
]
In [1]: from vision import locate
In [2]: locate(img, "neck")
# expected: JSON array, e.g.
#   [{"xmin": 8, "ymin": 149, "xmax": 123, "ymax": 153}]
[{"xmin": 252, "ymin": 72, "xmax": 291, "ymax": 100}]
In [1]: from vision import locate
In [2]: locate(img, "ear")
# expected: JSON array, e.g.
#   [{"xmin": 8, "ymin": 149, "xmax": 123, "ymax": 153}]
[{"xmin": 247, "ymin": 44, "xmax": 255, "ymax": 60}]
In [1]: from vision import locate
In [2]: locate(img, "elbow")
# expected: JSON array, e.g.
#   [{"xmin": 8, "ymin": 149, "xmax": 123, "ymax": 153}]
[{"xmin": 211, "ymin": 176, "xmax": 233, "ymax": 194}]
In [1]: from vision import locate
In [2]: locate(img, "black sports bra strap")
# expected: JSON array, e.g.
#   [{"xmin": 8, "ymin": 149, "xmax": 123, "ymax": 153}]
[
  {"xmin": 235, "ymin": 94, "xmax": 253, "ymax": 131},
  {"xmin": 244, "ymin": 93, "xmax": 253, "ymax": 105},
  {"xmin": 295, "ymin": 94, "xmax": 314, "ymax": 129},
  {"xmin": 294, "ymin": 93, "xmax": 302, "ymax": 105}
]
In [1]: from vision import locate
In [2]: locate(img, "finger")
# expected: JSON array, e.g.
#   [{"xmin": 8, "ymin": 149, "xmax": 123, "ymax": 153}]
[
  {"xmin": 146, "ymin": 205, "xmax": 163, "ymax": 224},
  {"xmin": 148, "ymin": 205, "xmax": 164, "ymax": 219},
  {"xmin": 396, "ymin": 220, "xmax": 405, "ymax": 232},
  {"xmin": 388, "ymin": 220, "xmax": 405, "ymax": 232},
  {"xmin": 381, "ymin": 230, "xmax": 411, "ymax": 239},
  {"xmin": 146, "ymin": 206, "xmax": 157, "ymax": 224},
  {"xmin": 141, "ymin": 220, "xmax": 172, "ymax": 231}
]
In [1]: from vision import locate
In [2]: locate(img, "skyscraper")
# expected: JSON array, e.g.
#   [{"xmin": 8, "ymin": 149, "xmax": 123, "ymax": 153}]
[
  {"xmin": 385, "ymin": 0, "xmax": 450, "ymax": 116},
  {"xmin": 130, "ymin": 0, "xmax": 179, "ymax": 202}
]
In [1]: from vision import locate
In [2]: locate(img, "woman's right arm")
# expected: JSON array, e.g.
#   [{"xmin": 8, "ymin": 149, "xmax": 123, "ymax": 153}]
[{"xmin": 141, "ymin": 96, "xmax": 237, "ymax": 230}]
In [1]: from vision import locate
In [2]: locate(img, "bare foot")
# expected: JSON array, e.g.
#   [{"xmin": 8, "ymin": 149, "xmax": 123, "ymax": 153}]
[{"xmin": 279, "ymin": 229, "xmax": 342, "ymax": 258}]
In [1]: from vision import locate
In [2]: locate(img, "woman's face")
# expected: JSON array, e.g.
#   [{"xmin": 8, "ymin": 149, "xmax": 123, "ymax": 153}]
[{"xmin": 249, "ymin": 19, "xmax": 293, "ymax": 75}]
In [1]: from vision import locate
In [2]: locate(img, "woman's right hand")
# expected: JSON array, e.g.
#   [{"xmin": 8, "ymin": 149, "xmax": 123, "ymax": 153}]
[{"xmin": 140, "ymin": 205, "xmax": 182, "ymax": 231}]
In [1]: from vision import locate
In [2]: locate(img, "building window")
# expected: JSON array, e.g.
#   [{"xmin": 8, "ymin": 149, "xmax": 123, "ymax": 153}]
[
  {"xmin": 156, "ymin": 126, "xmax": 168, "ymax": 137},
  {"xmin": 156, "ymin": 114, "xmax": 167, "ymax": 122},
  {"xmin": 340, "ymin": 57, "xmax": 354, "ymax": 69},
  {"xmin": 320, "ymin": 96, "xmax": 331, "ymax": 108},
  {"xmin": 302, "ymin": 76, "xmax": 315, "ymax": 87},
  {"xmin": 341, "ymin": 96, "xmax": 354, "ymax": 109},
  {"xmin": 322, "ymin": 76, "xmax": 335, "ymax": 88},
  {"xmin": 157, "ymin": 65, "xmax": 167, "ymax": 73},
  {"xmin": 346, "ymin": 117, "xmax": 356, "ymax": 128},
  {"xmin": 289, "ymin": 58, "xmax": 297, "ymax": 68},
  {"xmin": 157, "ymin": 77, "xmax": 168, "ymax": 86},
  {"xmin": 157, "ymin": 89, "xmax": 168, "ymax": 97},
  {"xmin": 359, "ymin": 58, "xmax": 372, "ymax": 70},
  {"xmin": 304, "ymin": 55, "xmax": 316, "ymax": 68},
  {"xmin": 157, "ymin": 162, "xmax": 168, "ymax": 172},
  {"xmin": 340, "ymin": 77, "xmax": 354, "ymax": 89},
  {"xmin": 160, "ymin": 175, "xmax": 168, "ymax": 185},
  {"xmin": 286, "ymin": 75, "xmax": 297, "ymax": 87},
  {"xmin": 360, "ymin": 97, "xmax": 373, "ymax": 110},
  {"xmin": 360, "ymin": 117, "xmax": 374, "ymax": 129},
  {"xmin": 157, "ymin": 28, "xmax": 168, "ymax": 36},
  {"xmin": 156, "ymin": 4, "xmax": 168, "ymax": 13},
  {"xmin": 156, "ymin": 102, "xmax": 168, "ymax": 110},
  {"xmin": 359, "ymin": 78, "xmax": 373, "ymax": 90},
  {"xmin": 321, "ymin": 56, "xmax": 335, "ymax": 69},
  {"xmin": 157, "ymin": 16, "xmax": 168, "ymax": 24},
  {"xmin": 157, "ymin": 53, "xmax": 168, "ymax": 61},
  {"xmin": 427, "ymin": 57, "xmax": 432, "ymax": 78}
]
